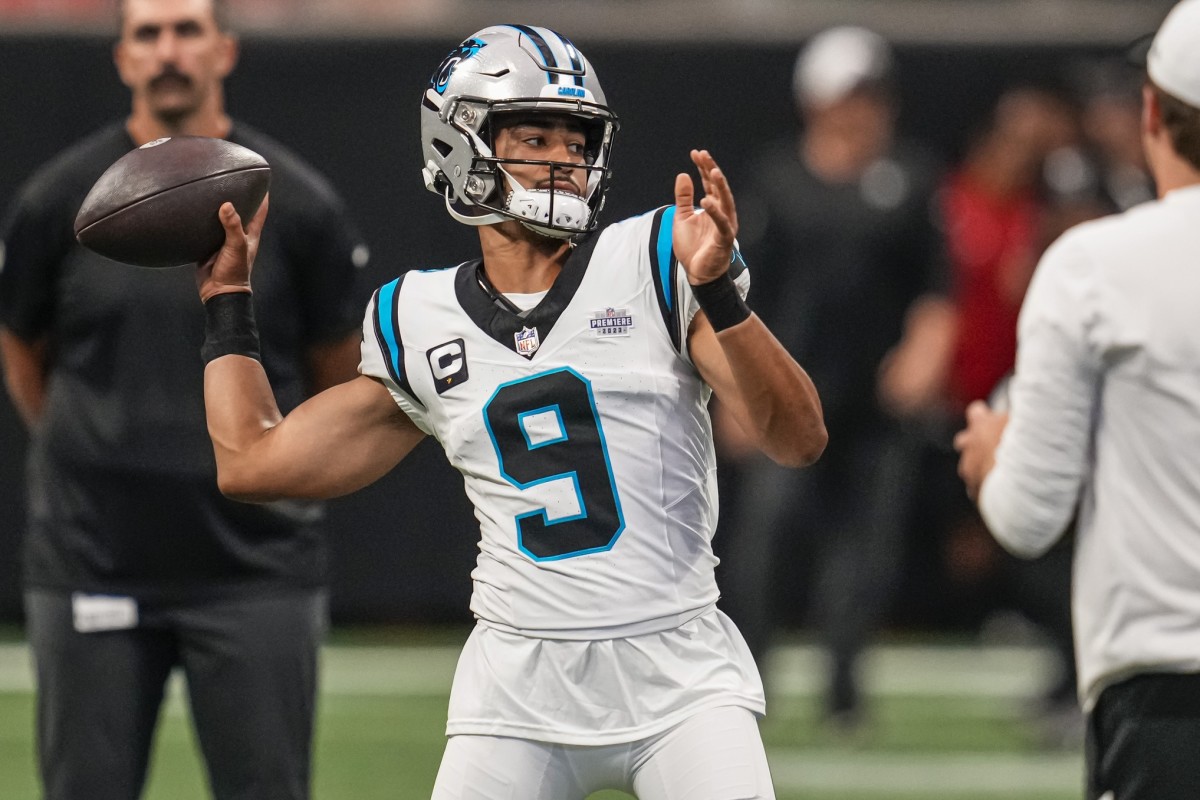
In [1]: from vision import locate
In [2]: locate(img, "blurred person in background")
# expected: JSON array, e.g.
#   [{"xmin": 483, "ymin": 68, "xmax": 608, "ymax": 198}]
[
  {"xmin": 942, "ymin": 86, "xmax": 1075, "ymax": 417},
  {"xmin": 0, "ymin": 0, "xmax": 367, "ymax": 797},
  {"xmin": 936, "ymin": 86, "xmax": 1082, "ymax": 745},
  {"xmin": 940, "ymin": 72, "xmax": 1154, "ymax": 749},
  {"xmin": 716, "ymin": 25, "xmax": 955, "ymax": 736},
  {"xmin": 1072, "ymin": 57, "xmax": 1157, "ymax": 214},
  {"xmin": 956, "ymin": 0, "xmax": 1200, "ymax": 794}
]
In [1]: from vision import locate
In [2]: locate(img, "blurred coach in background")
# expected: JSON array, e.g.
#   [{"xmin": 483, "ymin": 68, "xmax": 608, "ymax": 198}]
[
  {"xmin": 956, "ymin": 0, "xmax": 1200, "ymax": 795},
  {"xmin": 0, "ymin": 0, "xmax": 367, "ymax": 797},
  {"xmin": 717, "ymin": 26, "xmax": 954, "ymax": 735}
]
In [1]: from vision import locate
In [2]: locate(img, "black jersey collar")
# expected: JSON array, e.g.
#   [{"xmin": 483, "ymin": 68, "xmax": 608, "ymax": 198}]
[{"xmin": 454, "ymin": 235, "xmax": 599, "ymax": 359}]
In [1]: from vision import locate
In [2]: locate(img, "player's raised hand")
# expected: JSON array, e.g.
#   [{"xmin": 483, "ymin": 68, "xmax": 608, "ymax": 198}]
[
  {"xmin": 197, "ymin": 196, "xmax": 269, "ymax": 302},
  {"xmin": 673, "ymin": 149, "xmax": 738, "ymax": 285}
]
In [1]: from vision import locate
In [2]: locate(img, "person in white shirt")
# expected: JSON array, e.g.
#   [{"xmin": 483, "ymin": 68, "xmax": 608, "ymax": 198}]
[{"xmin": 955, "ymin": 1, "xmax": 1200, "ymax": 796}]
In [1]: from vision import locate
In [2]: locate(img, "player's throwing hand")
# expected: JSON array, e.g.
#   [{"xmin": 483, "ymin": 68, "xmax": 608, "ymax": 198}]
[{"xmin": 197, "ymin": 196, "xmax": 269, "ymax": 302}]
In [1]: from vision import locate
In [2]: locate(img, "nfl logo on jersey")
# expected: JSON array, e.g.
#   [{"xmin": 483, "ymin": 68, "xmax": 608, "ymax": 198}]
[{"xmin": 514, "ymin": 325, "xmax": 541, "ymax": 356}]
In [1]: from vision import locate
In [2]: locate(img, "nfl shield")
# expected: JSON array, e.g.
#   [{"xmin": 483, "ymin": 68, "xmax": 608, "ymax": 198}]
[{"xmin": 515, "ymin": 325, "xmax": 540, "ymax": 356}]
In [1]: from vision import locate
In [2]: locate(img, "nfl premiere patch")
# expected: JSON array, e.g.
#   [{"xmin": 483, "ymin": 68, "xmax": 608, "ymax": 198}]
[
  {"xmin": 515, "ymin": 325, "xmax": 541, "ymax": 357},
  {"xmin": 590, "ymin": 307, "xmax": 634, "ymax": 338}
]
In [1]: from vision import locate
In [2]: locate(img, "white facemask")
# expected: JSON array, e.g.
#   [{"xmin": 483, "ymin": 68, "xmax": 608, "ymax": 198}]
[{"xmin": 499, "ymin": 165, "xmax": 589, "ymax": 239}]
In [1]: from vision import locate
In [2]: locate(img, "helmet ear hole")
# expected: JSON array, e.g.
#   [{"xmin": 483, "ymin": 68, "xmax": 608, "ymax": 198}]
[{"xmin": 431, "ymin": 138, "xmax": 454, "ymax": 159}]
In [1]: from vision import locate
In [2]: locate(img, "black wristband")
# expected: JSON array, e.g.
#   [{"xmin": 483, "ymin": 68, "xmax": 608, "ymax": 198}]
[
  {"xmin": 201, "ymin": 292, "xmax": 261, "ymax": 364},
  {"xmin": 692, "ymin": 272, "xmax": 751, "ymax": 332}
]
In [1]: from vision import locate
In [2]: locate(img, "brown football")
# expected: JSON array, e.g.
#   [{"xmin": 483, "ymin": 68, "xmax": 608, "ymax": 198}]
[{"xmin": 74, "ymin": 136, "xmax": 270, "ymax": 269}]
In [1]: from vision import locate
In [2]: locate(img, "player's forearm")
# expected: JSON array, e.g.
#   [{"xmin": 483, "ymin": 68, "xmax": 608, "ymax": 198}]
[
  {"xmin": 715, "ymin": 316, "xmax": 827, "ymax": 467},
  {"xmin": 204, "ymin": 354, "xmax": 286, "ymax": 499}
]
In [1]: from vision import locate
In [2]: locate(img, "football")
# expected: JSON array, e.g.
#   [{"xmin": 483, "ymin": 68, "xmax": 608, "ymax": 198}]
[{"xmin": 74, "ymin": 136, "xmax": 271, "ymax": 269}]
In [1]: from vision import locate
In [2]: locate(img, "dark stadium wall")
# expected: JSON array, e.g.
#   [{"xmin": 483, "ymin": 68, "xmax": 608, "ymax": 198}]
[{"xmin": 0, "ymin": 34, "xmax": 1117, "ymax": 625}]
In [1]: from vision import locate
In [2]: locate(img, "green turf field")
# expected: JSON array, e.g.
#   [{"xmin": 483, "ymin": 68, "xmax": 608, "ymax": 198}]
[{"xmin": 0, "ymin": 632, "xmax": 1083, "ymax": 799}]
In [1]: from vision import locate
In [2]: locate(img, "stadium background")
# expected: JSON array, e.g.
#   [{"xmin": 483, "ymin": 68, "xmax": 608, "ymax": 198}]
[
  {"xmin": 0, "ymin": 0, "xmax": 1173, "ymax": 626},
  {"xmin": 0, "ymin": 2, "xmax": 1179, "ymax": 797}
]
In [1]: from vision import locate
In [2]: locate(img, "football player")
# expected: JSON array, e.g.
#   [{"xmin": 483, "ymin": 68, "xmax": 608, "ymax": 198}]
[{"xmin": 197, "ymin": 25, "xmax": 825, "ymax": 799}]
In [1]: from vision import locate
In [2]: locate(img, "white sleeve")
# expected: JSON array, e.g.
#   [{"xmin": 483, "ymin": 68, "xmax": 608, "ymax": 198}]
[
  {"xmin": 358, "ymin": 284, "xmax": 434, "ymax": 436},
  {"xmin": 978, "ymin": 231, "xmax": 1101, "ymax": 558}
]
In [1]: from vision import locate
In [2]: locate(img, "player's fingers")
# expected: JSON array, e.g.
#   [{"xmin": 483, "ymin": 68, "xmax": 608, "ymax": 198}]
[
  {"xmin": 244, "ymin": 195, "xmax": 269, "ymax": 263},
  {"xmin": 705, "ymin": 168, "xmax": 738, "ymax": 236},
  {"xmin": 218, "ymin": 202, "xmax": 245, "ymax": 242},
  {"xmin": 692, "ymin": 151, "xmax": 738, "ymax": 232},
  {"xmin": 699, "ymin": 195, "xmax": 735, "ymax": 244},
  {"xmin": 674, "ymin": 173, "xmax": 695, "ymax": 219},
  {"xmin": 215, "ymin": 203, "xmax": 250, "ymax": 267},
  {"xmin": 710, "ymin": 165, "xmax": 737, "ymax": 230},
  {"xmin": 247, "ymin": 194, "xmax": 269, "ymax": 239},
  {"xmin": 690, "ymin": 150, "xmax": 717, "ymax": 196}
]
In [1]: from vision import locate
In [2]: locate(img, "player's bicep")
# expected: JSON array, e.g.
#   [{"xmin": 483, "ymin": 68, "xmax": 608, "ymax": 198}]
[{"xmin": 215, "ymin": 370, "xmax": 425, "ymax": 502}]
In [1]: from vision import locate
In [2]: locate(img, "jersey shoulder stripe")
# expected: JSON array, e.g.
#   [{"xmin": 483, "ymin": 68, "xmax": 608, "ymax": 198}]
[
  {"xmin": 370, "ymin": 273, "xmax": 424, "ymax": 407},
  {"xmin": 646, "ymin": 206, "xmax": 683, "ymax": 352}
]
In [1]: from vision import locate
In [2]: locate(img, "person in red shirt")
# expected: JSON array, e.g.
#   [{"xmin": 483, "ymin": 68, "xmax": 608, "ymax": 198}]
[
  {"xmin": 941, "ymin": 87, "xmax": 1074, "ymax": 412},
  {"xmin": 938, "ymin": 86, "xmax": 1085, "ymax": 746}
]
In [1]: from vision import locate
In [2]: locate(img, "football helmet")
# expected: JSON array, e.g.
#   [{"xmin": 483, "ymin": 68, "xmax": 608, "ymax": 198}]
[{"xmin": 421, "ymin": 25, "xmax": 620, "ymax": 240}]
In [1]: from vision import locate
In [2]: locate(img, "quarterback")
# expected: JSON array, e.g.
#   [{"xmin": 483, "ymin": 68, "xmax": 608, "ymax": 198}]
[{"xmin": 197, "ymin": 25, "xmax": 826, "ymax": 799}]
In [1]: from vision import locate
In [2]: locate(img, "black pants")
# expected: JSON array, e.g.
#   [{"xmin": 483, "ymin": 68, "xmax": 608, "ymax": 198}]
[
  {"xmin": 25, "ymin": 588, "xmax": 327, "ymax": 800},
  {"xmin": 718, "ymin": 422, "xmax": 916, "ymax": 717},
  {"xmin": 1086, "ymin": 672, "xmax": 1200, "ymax": 799}
]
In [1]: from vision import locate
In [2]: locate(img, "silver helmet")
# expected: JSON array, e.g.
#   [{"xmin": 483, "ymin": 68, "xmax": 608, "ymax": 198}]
[{"xmin": 421, "ymin": 25, "xmax": 619, "ymax": 239}]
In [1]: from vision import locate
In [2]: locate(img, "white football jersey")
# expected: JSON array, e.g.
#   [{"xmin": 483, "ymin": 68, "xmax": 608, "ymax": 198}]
[{"xmin": 360, "ymin": 207, "xmax": 750, "ymax": 639}]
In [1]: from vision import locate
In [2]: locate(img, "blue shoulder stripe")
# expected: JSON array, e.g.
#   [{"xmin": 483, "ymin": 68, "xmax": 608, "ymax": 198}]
[
  {"xmin": 371, "ymin": 274, "xmax": 424, "ymax": 407},
  {"xmin": 648, "ymin": 206, "xmax": 683, "ymax": 352}
]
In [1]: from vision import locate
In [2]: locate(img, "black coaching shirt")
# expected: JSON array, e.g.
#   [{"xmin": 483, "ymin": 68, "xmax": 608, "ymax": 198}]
[
  {"xmin": 0, "ymin": 122, "xmax": 367, "ymax": 600},
  {"xmin": 740, "ymin": 138, "xmax": 949, "ymax": 434}
]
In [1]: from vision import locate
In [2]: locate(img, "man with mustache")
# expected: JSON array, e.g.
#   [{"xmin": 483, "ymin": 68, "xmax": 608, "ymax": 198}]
[{"xmin": 0, "ymin": 0, "xmax": 367, "ymax": 798}]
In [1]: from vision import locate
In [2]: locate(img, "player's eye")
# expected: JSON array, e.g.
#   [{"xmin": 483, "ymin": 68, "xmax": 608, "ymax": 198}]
[
  {"xmin": 132, "ymin": 25, "xmax": 160, "ymax": 42},
  {"xmin": 175, "ymin": 21, "xmax": 203, "ymax": 38}
]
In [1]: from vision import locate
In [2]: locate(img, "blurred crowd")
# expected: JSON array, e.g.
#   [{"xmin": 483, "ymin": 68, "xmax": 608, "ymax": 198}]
[{"xmin": 711, "ymin": 27, "xmax": 1153, "ymax": 749}]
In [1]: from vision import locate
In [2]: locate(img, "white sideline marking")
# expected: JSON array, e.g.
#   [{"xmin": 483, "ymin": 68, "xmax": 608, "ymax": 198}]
[
  {"xmin": 769, "ymin": 751, "xmax": 1083, "ymax": 793},
  {"xmin": 0, "ymin": 642, "xmax": 1060, "ymax": 697}
]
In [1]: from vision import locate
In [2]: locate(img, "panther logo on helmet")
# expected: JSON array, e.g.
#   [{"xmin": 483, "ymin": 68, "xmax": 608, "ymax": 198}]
[
  {"xmin": 420, "ymin": 25, "xmax": 620, "ymax": 241},
  {"xmin": 430, "ymin": 38, "xmax": 486, "ymax": 96}
]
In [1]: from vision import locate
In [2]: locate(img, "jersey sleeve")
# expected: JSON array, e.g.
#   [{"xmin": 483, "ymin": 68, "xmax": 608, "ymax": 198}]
[
  {"xmin": 359, "ymin": 276, "xmax": 434, "ymax": 435},
  {"xmin": 0, "ymin": 172, "xmax": 75, "ymax": 340}
]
